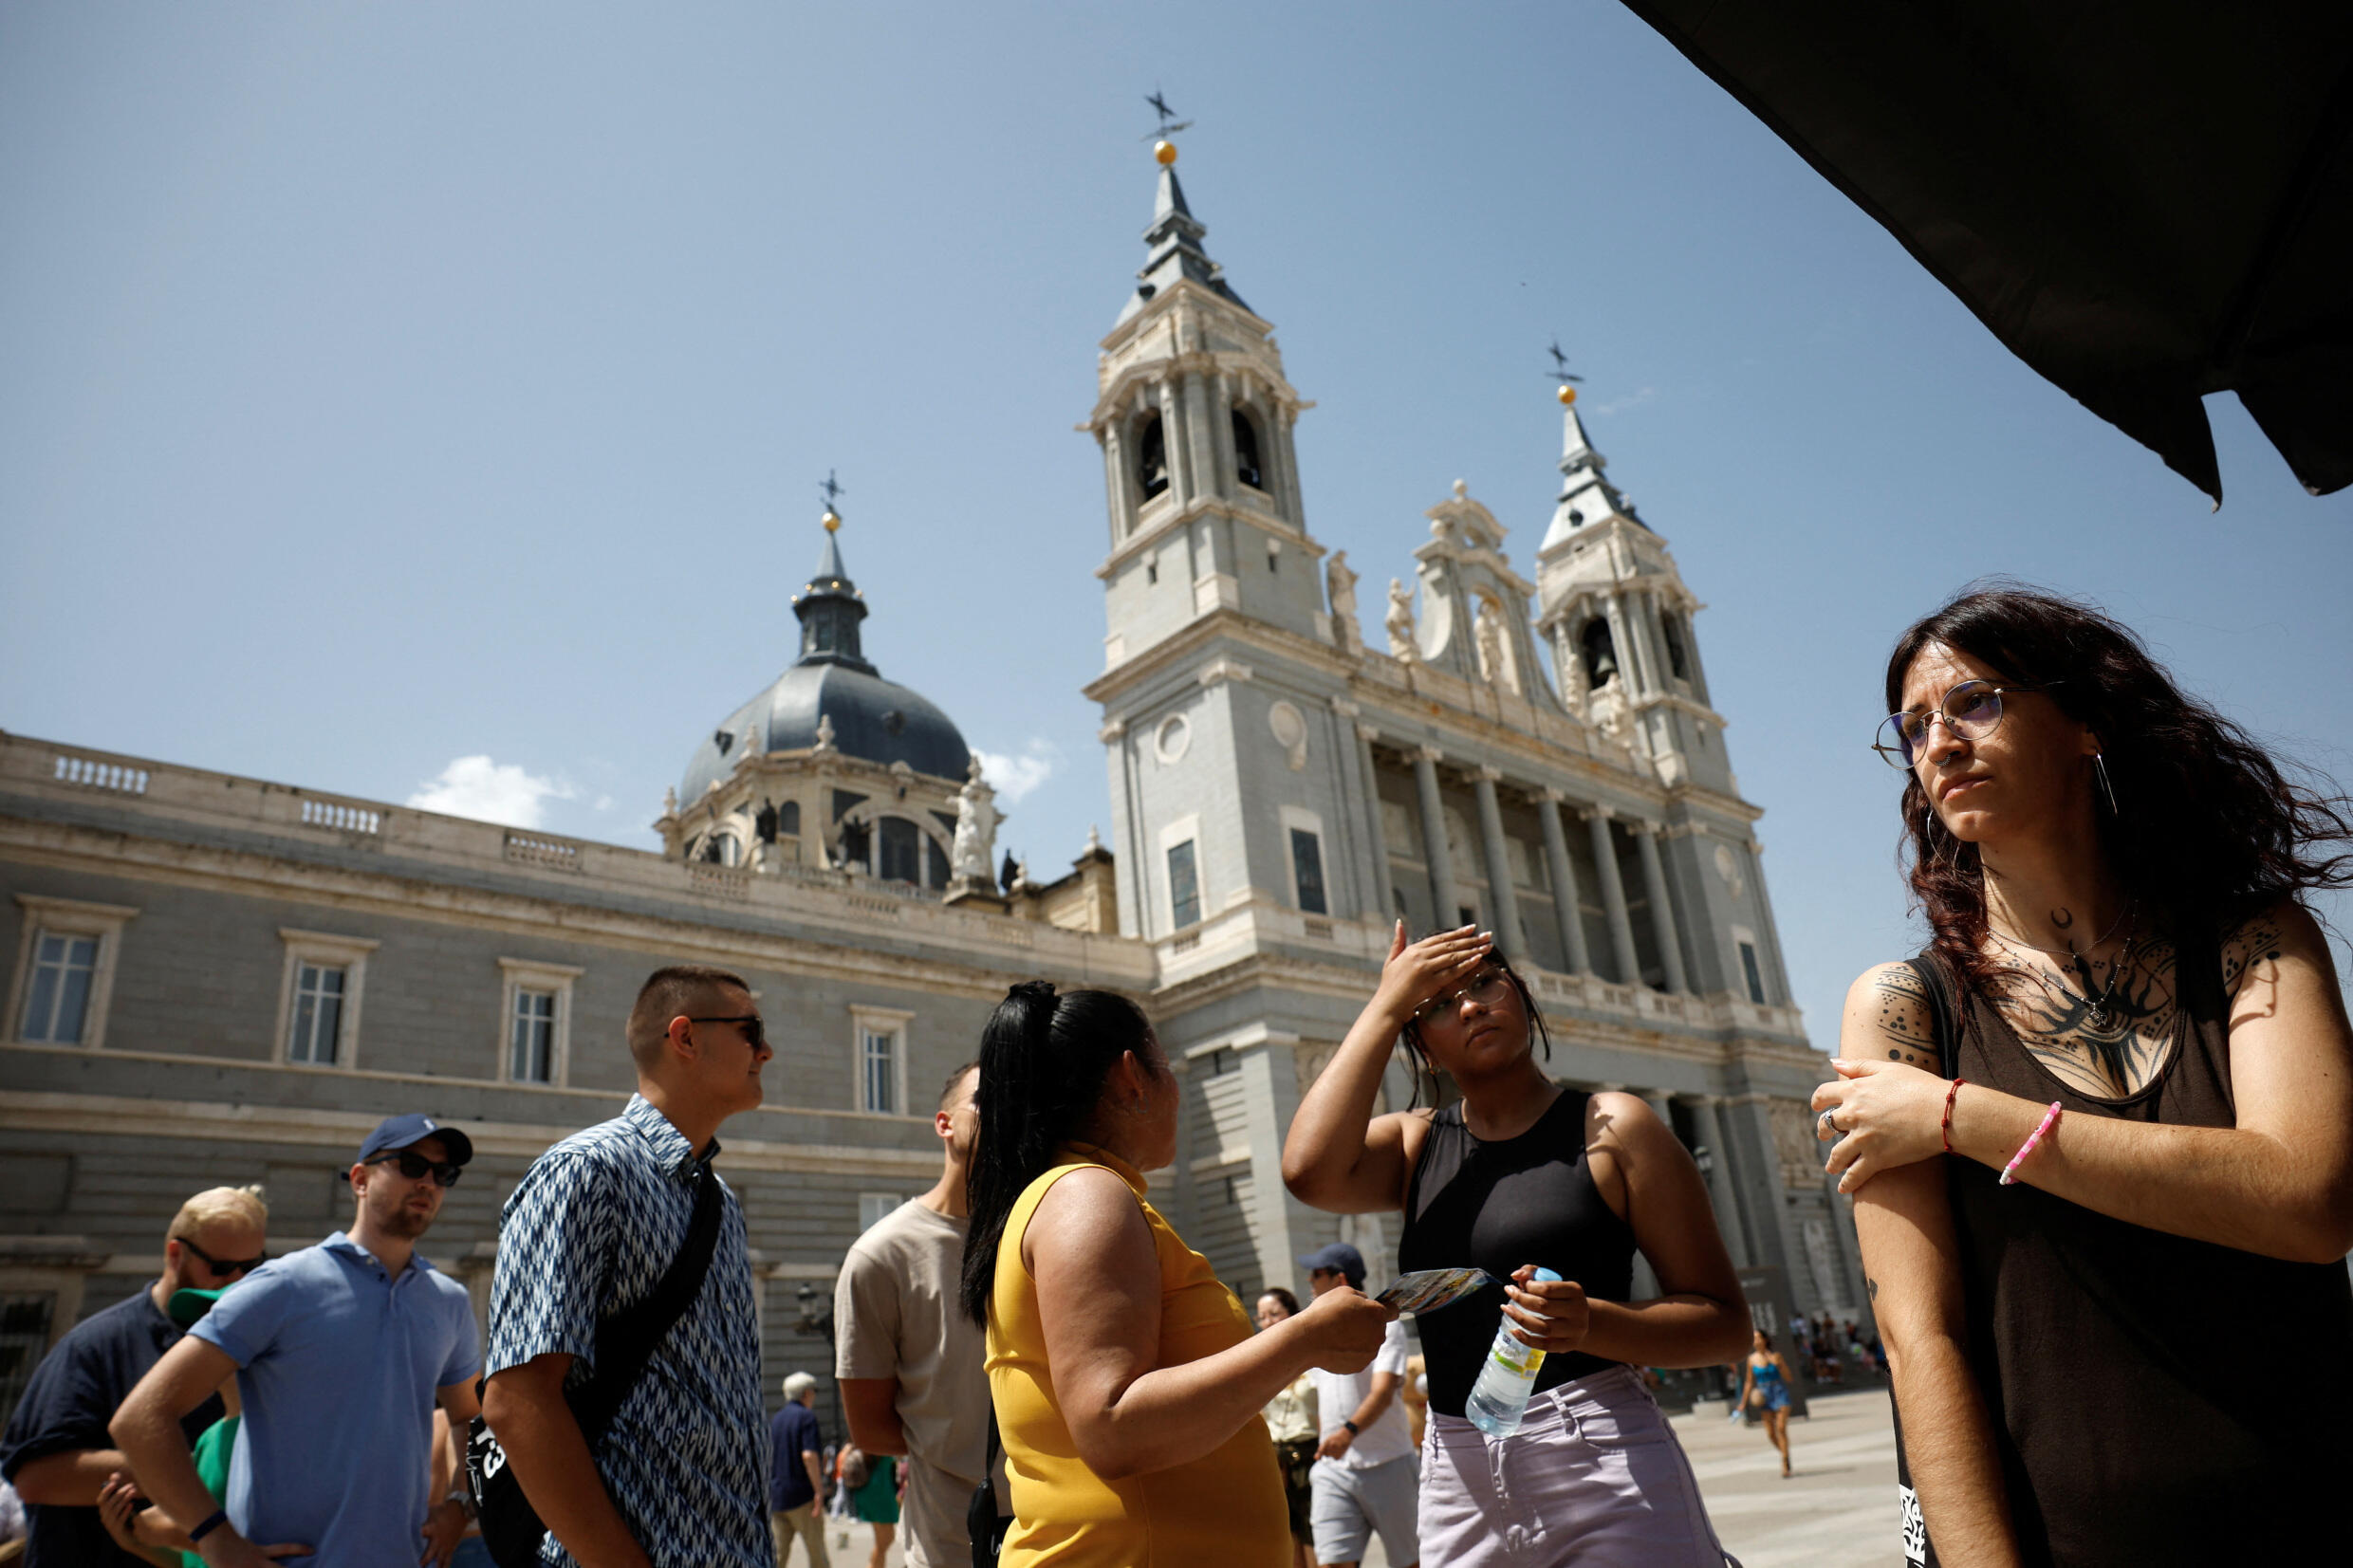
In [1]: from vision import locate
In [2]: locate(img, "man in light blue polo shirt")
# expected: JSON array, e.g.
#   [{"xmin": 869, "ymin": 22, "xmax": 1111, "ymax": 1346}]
[{"xmin": 112, "ymin": 1114, "xmax": 483, "ymax": 1568}]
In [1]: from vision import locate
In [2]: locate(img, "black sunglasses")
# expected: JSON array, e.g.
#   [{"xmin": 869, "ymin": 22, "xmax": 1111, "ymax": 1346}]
[
  {"xmin": 176, "ymin": 1236, "xmax": 268, "ymax": 1278},
  {"xmin": 688, "ymin": 1014, "xmax": 768, "ymax": 1050},
  {"xmin": 366, "ymin": 1151, "xmax": 465, "ymax": 1188}
]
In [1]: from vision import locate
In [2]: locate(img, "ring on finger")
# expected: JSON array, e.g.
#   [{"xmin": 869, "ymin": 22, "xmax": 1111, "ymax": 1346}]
[{"xmin": 1818, "ymin": 1108, "xmax": 1839, "ymax": 1138}]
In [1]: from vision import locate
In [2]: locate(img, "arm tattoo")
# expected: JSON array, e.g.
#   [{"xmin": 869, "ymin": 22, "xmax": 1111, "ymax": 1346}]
[{"xmin": 1868, "ymin": 968, "xmax": 1939, "ymax": 1069}]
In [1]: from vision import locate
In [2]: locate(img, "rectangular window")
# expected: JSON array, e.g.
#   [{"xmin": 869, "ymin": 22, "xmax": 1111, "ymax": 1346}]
[
  {"xmin": 510, "ymin": 987, "xmax": 557, "ymax": 1083},
  {"xmin": 1288, "ymin": 828, "xmax": 1328, "ymax": 915},
  {"xmin": 1739, "ymin": 941, "xmax": 1768, "ymax": 1005},
  {"xmin": 1167, "ymin": 839, "xmax": 1201, "ymax": 929},
  {"xmin": 858, "ymin": 1193, "xmax": 901, "ymax": 1232},
  {"xmin": 862, "ymin": 1027, "xmax": 899, "ymax": 1115},
  {"xmin": 288, "ymin": 963, "xmax": 346, "ymax": 1065},
  {"xmin": 0, "ymin": 1290, "xmax": 59, "ymax": 1422},
  {"xmin": 18, "ymin": 932, "xmax": 99, "ymax": 1044},
  {"xmin": 879, "ymin": 817, "xmax": 922, "ymax": 884}
]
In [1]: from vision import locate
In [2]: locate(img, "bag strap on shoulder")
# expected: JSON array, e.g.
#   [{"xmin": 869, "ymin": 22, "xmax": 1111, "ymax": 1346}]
[
  {"xmin": 1901, "ymin": 954, "xmax": 1961, "ymax": 1077},
  {"xmin": 573, "ymin": 1161, "xmax": 725, "ymax": 1442}
]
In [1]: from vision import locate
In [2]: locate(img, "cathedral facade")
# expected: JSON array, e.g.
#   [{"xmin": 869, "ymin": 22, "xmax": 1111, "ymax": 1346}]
[{"xmin": 0, "ymin": 151, "xmax": 1856, "ymax": 1425}]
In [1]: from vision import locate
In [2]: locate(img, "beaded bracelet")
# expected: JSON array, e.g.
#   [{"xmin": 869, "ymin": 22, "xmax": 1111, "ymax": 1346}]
[
  {"xmin": 1941, "ymin": 1078, "xmax": 1967, "ymax": 1154},
  {"xmin": 1998, "ymin": 1102, "xmax": 2063, "ymax": 1186}
]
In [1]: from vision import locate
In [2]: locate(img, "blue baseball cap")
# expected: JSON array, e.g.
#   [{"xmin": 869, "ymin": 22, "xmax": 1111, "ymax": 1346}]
[
  {"xmin": 356, "ymin": 1114, "xmax": 473, "ymax": 1169},
  {"xmin": 1298, "ymin": 1243, "xmax": 1366, "ymax": 1287}
]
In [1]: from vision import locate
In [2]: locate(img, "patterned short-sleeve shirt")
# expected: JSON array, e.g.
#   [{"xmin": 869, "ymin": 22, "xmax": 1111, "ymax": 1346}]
[{"xmin": 488, "ymin": 1095, "xmax": 771, "ymax": 1568}]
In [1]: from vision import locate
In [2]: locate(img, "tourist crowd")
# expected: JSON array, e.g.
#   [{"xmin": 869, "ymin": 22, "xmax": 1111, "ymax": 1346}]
[{"xmin": 1, "ymin": 586, "xmax": 2348, "ymax": 1568}]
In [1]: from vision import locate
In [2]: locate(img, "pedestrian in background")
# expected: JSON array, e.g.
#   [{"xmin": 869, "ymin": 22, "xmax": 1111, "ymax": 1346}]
[
  {"xmin": 834, "ymin": 1061, "xmax": 987, "ymax": 1567},
  {"xmin": 1298, "ymin": 1245, "xmax": 1417, "ymax": 1568},
  {"xmin": 113, "ymin": 1117, "xmax": 479, "ymax": 1567},
  {"xmin": 484, "ymin": 965, "xmax": 773, "ymax": 1568},
  {"xmin": 0, "ymin": 1186, "xmax": 264, "ymax": 1568},
  {"xmin": 847, "ymin": 1452, "xmax": 897, "ymax": 1568},
  {"xmin": 1734, "ymin": 1331, "xmax": 1794, "ymax": 1479},
  {"xmin": 1816, "ymin": 586, "xmax": 2353, "ymax": 1567},
  {"xmin": 959, "ymin": 982, "xmax": 1392, "ymax": 1568},
  {"xmin": 769, "ymin": 1374, "xmax": 829, "ymax": 1568},
  {"xmin": 1252, "ymin": 1288, "xmax": 1318, "ymax": 1568}
]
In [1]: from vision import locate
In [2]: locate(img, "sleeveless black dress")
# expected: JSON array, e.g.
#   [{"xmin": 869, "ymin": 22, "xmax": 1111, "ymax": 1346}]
[
  {"xmin": 1899, "ymin": 941, "xmax": 2353, "ymax": 1567},
  {"xmin": 1395, "ymin": 1088, "xmax": 1638, "ymax": 1418}
]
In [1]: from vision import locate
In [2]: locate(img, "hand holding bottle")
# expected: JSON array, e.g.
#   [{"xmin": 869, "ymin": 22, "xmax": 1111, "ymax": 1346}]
[{"xmin": 1501, "ymin": 1264, "xmax": 1590, "ymax": 1355}]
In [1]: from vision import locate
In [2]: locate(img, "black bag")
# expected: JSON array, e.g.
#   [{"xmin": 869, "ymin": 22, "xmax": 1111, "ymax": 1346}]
[
  {"xmin": 467, "ymin": 1161, "xmax": 724, "ymax": 1568},
  {"xmin": 1890, "ymin": 955, "xmax": 1959, "ymax": 1568},
  {"xmin": 967, "ymin": 1405, "xmax": 1010, "ymax": 1568}
]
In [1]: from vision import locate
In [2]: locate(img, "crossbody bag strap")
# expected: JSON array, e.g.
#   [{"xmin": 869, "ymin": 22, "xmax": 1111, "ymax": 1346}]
[
  {"xmin": 573, "ymin": 1161, "xmax": 725, "ymax": 1443},
  {"xmin": 1902, "ymin": 954, "xmax": 1961, "ymax": 1077}
]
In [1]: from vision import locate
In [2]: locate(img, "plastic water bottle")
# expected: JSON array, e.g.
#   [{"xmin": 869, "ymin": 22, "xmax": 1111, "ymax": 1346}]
[{"xmin": 1465, "ymin": 1267, "xmax": 1562, "ymax": 1437}]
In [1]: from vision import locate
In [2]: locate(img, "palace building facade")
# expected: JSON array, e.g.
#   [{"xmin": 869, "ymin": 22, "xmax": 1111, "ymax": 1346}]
[{"xmin": 0, "ymin": 149, "xmax": 1858, "ymax": 1425}]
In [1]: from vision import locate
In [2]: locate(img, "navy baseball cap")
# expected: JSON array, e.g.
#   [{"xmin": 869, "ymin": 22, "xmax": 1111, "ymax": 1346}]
[
  {"xmin": 356, "ymin": 1114, "xmax": 473, "ymax": 1169},
  {"xmin": 1298, "ymin": 1243, "xmax": 1367, "ymax": 1286}
]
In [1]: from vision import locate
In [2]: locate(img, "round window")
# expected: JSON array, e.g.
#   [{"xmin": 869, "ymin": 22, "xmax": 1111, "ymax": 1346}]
[{"xmin": 1155, "ymin": 713, "xmax": 1192, "ymax": 765}]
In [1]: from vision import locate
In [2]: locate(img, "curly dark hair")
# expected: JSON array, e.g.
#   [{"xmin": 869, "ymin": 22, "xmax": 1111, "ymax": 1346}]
[
  {"xmin": 1397, "ymin": 950, "xmax": 1552, "ymax": 1108},
  {"xmin": 1884, "ymin": 581, "xmax": 2353, "ymax": 995},
  {"xmin": 957, "ymin": 981, "xmax": 1158, "ymax": 1326}
]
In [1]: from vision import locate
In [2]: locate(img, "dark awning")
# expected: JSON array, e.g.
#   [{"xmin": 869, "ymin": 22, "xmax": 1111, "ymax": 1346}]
[{"xmin": 1621, "ymin": 2, "xmax": 2353, "ymax": 504}]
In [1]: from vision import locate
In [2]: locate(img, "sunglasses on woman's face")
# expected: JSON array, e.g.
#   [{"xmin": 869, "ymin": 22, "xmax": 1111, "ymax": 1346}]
[
  {"xmin": 176, "ymin": 1236, "xmax": 268, "ymax": 1278},
  {"xmin": 365, "ymin": 1151, "xmax": 465, "ymax": 1188},
  {"xmin": 1413, "ymin": 968, "xmax": 1514, "ymax": 1024}
]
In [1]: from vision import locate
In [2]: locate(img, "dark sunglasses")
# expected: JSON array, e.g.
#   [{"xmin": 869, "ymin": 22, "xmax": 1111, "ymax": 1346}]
[
  {"xmin": 689, "ymin": 1014, "xmax": 768, "ymax": 1050},
  {"xmin": 176, "ymin": 1236, "xmax": 268, "ymax": 1278},
  {"xmin": 366, "ymin": 1151, "xmax": 465, "ymax": 1188}
]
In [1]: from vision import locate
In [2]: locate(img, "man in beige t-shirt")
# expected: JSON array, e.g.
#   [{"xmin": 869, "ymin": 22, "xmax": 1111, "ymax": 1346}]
[{"xmin": 835, "ymin": 1062, "xmax": 988, "ymax": 1568}]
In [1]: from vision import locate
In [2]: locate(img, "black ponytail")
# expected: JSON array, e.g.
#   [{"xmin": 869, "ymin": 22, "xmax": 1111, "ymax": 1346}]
[{"xmin": 958, "ymin": 981, "xmax": 1158, "ymax": 1325}]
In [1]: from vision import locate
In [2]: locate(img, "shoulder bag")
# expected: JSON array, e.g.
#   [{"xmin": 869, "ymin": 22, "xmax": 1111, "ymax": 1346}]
[{"xmin": 967, "ymin": 1405, "xmax": 1010, "ymax": 1567}]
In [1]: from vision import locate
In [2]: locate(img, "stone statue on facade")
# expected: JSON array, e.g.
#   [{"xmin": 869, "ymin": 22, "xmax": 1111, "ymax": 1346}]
[
  {"xmin": 949, "ymin": 755, "xmax": 999, "ymax": 883},
  {"xmin": 813, "ymin": 713, "xmax": 837, "ymax": 753},
  {"xmin": 1325, "ymin": 550, "xmax": 1360, "ymax": 651},
  {"xmin": 1473, "ymin": 598, "xmax": 1510, "ymax": 691},
  {"xmin": 1384, "ymin": 578, "xmax": 1418, "ymax": 662}
]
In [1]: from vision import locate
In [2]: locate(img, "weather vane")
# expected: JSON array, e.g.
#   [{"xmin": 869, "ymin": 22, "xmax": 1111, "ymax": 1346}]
[
  {"xmin": 1547, "ymin": 338, "xmax": 1585, "ymax": 405},
  {"xmin": 1142, "ymin": 89, "xmax": 1193, "ymax": 142},
  {"xmin": 819, "ymin": 470, "xmax": 846, "ymax": 529}
]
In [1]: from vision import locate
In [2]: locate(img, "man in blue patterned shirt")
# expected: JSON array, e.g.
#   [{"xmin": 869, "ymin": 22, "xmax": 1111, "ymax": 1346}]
[{"xmin": 484, "ymin": 966, "xmax": 774, "ymax": 1568}]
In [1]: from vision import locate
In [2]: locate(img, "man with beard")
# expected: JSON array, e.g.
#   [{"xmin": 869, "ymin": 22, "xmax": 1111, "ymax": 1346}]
[
  {"xmin": 111, "ymin": 1116, "xmax": 481, "ymax": 1568},
  {"xmin": 833, "ymin": 1062, "xmax": 987, "ymax": 1568}
]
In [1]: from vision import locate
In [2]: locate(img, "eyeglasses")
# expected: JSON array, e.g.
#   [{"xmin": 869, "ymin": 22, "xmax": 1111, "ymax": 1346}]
[
  {"xmin": 1413, "ymin": 967, "xmax": 1515, "ymax": 1024},
  {"xmin": 689, "ymin": 1014, "xmax": 767, "ymax": 1050},
  {"xmin": 176, "ymin": 1236, "xmax": 267, "ymax": 1278},
  {"xmin": 365, "ymin": 1151, "xmax": 465, "ymax": 1188},
  {"xmin": 1873, "ymin": 679, "xmax": 2048, "ymax": 769}
]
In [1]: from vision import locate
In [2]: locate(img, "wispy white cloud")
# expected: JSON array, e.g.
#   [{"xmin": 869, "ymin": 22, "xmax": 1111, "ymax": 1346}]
[
  {"xmin": 1592, "ymin": 385, "xmax": 1659, "ymax": 415},
  {"xmin": 407, "ymin": 755, "xmax": 574, "ymax": 829},
  {"xmin": 974, "ymin": 740, "xmax": 1060, "ymax": 804}
]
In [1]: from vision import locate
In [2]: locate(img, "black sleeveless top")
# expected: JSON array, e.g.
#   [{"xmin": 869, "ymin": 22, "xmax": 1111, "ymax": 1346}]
[
  {"xmin": 1395, "ymin": 1088, "xmax": 1637, "ymax": 1417},
  {"xmin": 1905, "ymin": 942, "xmax": 2353, "ymax": 1568}
]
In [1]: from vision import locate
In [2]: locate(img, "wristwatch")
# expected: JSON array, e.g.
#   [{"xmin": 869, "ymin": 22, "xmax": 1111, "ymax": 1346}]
[
  {"xmin": 445, "ymin": 1486, "xmax": 478, "ymax": 1522},
  {"xmin": 1342, "ymin": 1420, "xmax": 1361, "ymax": 1436}
]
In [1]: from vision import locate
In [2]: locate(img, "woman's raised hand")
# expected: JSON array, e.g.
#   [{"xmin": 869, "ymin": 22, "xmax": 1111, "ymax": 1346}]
[
  {"xmin": 1370, "ymin": 921, "xmax": 1494, "ymax": 1025},
  {"xmin": 1296, "ymin": 1282, "xmax": 1398, "ymax": 1374},
  {"xmin": 1810, "ymin": 1059, "xmax": 1952, "ymax": 1192}
]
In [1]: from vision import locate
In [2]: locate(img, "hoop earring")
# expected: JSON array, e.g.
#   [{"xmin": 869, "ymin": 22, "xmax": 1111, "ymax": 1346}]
[{"xmin": 2093, "ymin": 752, "xmax": 2119, "ymax": 816}]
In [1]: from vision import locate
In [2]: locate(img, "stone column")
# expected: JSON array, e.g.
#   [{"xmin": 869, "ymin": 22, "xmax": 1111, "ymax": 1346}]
[
  {"xmin": 1157, "ymin": 378, "xmax": 1190, "ymax": 506},
  {"xmin": 1677, "ymin": 600, "xmax": 1715, "ymax": 707},
  {"xmin": 1277, "ymin": 408, "xmax": 1306, "ymax": 527},
  {"xmin": 1412, "ymin": 747, "xmax": 1461, "ymax": 931},
  {"xmin": 1208, "ymin": 372, "xmax": 1237, "ymax": 499},
  {"xmin": 1535, "ymin": 790, "xmax": 1592, "ymax": 974},
  {"xmin": 1100, "ymin": 421, "xmax": 1132, "ymax": 543},
  {"xmin": 1584, "ymin": 807, "xmax": 1641, "ymax": 984},
  {"xmin": 1471, "ymin": 767, "xmax": 1529, "ymax": 964},
  {"xmin": 1695, "ymin": 1096, "xmax": 1753, "ymax": 1266},
  {"xmin": 1633, "ymin": 822, "xmax": 1691, "ymax": 994},
  {"xmin": 1605, "ymin": 592, "xmax": 1651, "ymax": 697},
  {"xmin": 1182, "ymin": 371, "xmax": 1218, "ymax": 504},
  {"xmin": 1356, "ymin": 724, "xmax": 1394, "ymax": 922}
]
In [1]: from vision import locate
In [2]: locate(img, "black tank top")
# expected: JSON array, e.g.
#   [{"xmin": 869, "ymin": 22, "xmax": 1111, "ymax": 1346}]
[
  {"xmin": 1904, "ymin": 943, "xmax": 2353, "ymax": 1567},
  {"xmin": 1396, "ymin": 1088, "xmax": 1637, "ymax": 1417}
]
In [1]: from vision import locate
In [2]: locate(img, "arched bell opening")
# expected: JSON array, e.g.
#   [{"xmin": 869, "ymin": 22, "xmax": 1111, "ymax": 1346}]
[
  {"xmin": 1135, "ymin": 413, "xmax": 1170, "ymax": 501},
  {"xmin": 1581, "ymin": 618, "xmax": 1620, "ymax": 690}
]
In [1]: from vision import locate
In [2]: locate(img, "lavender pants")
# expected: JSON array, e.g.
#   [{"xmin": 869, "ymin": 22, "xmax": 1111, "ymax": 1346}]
[{"xmin": 1419, "ymin": 1365, "xmax": 1737, "ymax": 1567}]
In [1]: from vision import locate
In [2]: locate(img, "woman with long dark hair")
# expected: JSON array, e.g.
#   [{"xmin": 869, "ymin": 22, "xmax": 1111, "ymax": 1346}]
[
  {"xmin": 1284, "ymin": 924, "xmax": 1751, "ymax": 1565},
  {"xmin": 1812, "ymin": 584, "xmax": 2353, "ymax": 1566},
  {"xmin": 959, "ymin": 982, "xmax": 1392, "ymax": 1568}
]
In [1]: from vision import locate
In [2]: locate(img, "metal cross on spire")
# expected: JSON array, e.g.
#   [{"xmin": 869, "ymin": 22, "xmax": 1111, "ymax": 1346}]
[
  {"xmin": 819, "ymin": 470, "xmax": 846, "ymax": 512},
  {"xmin": 1141, "ymin": 89, "xmax": 1194, "ymax": 141},
  {"xmin": 1546, "ymin": 338, "xmax": 1586, "ymax": 385}
]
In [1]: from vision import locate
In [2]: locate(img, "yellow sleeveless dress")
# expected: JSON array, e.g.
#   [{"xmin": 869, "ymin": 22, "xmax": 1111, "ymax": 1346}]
[{"xmin": 988, "ymin": 1141, "xmax": 1289, "ymax": 1568}]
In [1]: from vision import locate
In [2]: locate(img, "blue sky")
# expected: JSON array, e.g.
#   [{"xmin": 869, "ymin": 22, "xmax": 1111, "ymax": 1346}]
[{"xmin": 5, "ymin": 1, "xmax": 2347, "ymax": 1048}]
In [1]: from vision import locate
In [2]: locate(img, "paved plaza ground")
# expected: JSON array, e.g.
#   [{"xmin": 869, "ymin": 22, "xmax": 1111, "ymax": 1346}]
[{"xmin": 803, "ymin": 1387, "xmax": 1903, "ymax": 1567}]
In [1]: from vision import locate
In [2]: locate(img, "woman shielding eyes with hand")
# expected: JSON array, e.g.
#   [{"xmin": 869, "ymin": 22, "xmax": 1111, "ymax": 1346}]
[{"xmin": 1816, "ymin": 583, "xmax": 2353, "ymax": 1568}]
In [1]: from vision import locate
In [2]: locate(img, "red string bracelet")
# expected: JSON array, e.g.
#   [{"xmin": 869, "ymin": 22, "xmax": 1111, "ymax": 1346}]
[{"xmin": 1941, "ymin": 1078, "xmax": 1967, "ymax": 1154}]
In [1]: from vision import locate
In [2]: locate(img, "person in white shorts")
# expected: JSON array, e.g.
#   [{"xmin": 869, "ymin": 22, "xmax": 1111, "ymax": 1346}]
[{"xmin": 1302, "ymin": 1243, "xmax": 1418, "ymax": 1568}]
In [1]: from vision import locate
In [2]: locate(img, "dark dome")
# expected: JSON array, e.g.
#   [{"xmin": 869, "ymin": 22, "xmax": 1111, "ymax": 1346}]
[{"xmin": 679, "ymin": 661, "xmax": 969, "ymax": 803}]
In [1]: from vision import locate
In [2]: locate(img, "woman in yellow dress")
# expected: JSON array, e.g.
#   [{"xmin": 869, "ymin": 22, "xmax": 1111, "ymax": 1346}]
[{"xmin": 959, "ymin": 982, "xmax": 1394, "ymax": 1568}]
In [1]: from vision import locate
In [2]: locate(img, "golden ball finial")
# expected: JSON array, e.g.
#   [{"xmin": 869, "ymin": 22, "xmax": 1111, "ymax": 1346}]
[
  {"xmin": 1154, "ymin": 139, "xmax": 1178, "ymax": 166},
  {"xmin": 1557, "ymin": 384, "xmax": 1578, "ymax": 407},
  {"xmin": 822, "ymin": 508, "xmax": 841, "ymax": 532}
]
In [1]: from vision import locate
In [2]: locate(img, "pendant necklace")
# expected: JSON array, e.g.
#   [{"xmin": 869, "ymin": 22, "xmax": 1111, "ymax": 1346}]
[{"xmin": 1989, "ymin": 907, "xmax": 2137, "ymax": 1029}]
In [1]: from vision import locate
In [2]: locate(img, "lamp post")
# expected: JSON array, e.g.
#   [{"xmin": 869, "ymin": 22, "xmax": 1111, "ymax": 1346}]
[{"xmin": 795, "ymin": 1281, "xmax": 844, "ymax": 1447}]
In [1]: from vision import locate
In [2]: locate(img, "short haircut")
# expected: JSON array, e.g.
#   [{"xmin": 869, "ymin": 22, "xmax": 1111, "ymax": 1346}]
[
  {"xmin": 170, "ymin": 1185, "xmax": 268, "ymax": 1241},
  {"xmin": 1257, "ymin": 1286, "xmax": 1301, "ymax": 1317},
  {"xmin": 938, "ymin": 1060, "xmax": 980, "ymax": 1111},
  {"xmin": 783, "ymin": 1371, "xmax": 818, "ymax": 1400},
  {"xmin": 627, "ymin": 965, "xmax": 750, "ymax": 1070}
]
